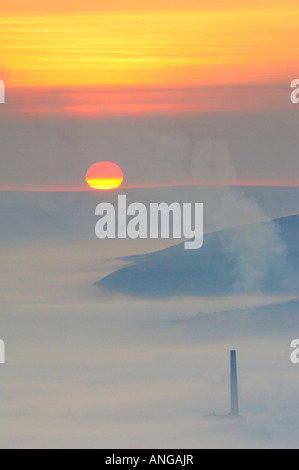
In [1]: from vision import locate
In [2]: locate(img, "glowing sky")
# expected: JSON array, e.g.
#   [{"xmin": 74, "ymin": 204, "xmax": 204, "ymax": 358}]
[
  {"xmin": 1, "ymin": 7, "xmax": 298, "ymax": 90},
  {"xmin": 0, "ymin": 2, "xmax": 298, "ymax": 189},
  {"xmin": 1, "ymin": 0, "xmax": 299, "ymax": 14}
]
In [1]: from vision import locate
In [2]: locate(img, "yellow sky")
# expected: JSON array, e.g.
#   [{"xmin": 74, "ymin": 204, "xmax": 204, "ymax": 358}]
[{"xmin": 1, "ymin": 7, "xmax": 298, "ymax": 89}]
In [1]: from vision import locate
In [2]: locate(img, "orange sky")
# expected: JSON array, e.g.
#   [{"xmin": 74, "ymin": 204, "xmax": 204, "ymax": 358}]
[
  {"xmin": 0, "ymin": 4, "xmax": 298, "ymax": 116},
  {"xmin": 1, "ymin": 0, "xmax": 299, "ymax": 14},
  {"xmin": 4, "ymin": 83, "xmax": 294, "ymax": 117},
  {"xmin": 1, "ymin": 6, "xmax": 298, "ymax": 91},
  {"xmin": 2, "ymin": 180, "xmax": 299, "ymax": 192},
  {"xmin": 0, "ymin": 1, "xmax": 298, "ymax": 190}
]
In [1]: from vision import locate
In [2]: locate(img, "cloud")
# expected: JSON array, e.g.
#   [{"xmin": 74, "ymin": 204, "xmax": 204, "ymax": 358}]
[
  {"xmin": 0, "ymin": 215, "xmax": 298, "ymax": 448},
  {"xmin": 216, "ymin": 193, "xmax": 287, "ymax": 293}
]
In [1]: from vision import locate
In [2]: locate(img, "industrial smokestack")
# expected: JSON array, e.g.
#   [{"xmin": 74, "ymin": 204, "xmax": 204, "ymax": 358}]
[
  {"xmin": 230, "ymin": 350, "xmax": 239, "ymax": 416},
  {"xmin": 204, "ymin": 349, "xmax": 244, "ymax": 420}
]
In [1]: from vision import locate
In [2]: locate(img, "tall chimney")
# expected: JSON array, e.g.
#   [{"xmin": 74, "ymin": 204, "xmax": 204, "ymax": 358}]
[{"xmin": 230, "ymin": 350, "xmax": 239, "ymax": 416}]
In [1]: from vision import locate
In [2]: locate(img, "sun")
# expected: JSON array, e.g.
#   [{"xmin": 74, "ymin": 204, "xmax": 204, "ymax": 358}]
[{"xmin": 86, "ymin": 161, "xmax": 123, "ymax": 190}]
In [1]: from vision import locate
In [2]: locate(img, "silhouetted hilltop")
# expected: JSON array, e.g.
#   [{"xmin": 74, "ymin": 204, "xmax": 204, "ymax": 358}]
[{"xmin": 98, "ymin": 215, "xmax": 299, "ymax": 298}]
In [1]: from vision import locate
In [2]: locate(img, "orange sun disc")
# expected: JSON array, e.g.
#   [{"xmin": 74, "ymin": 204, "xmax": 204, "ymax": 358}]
[{"xmin": 86, "ymin": 161, "xmax": 123, "ymax": 190}]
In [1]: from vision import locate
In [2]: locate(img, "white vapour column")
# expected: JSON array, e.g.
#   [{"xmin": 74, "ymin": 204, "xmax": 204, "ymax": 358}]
[{"xmin": 230, "ymin": 350, "xmax": 239, "ymax": 416}]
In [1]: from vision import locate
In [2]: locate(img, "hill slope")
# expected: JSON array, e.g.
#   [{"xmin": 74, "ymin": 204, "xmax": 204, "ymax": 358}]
[{"xmin": 98, "ymin": 215, "xmax": 299, "ymax": 298}]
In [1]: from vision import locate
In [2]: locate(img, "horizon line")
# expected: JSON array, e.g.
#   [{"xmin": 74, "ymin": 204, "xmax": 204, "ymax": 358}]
[{"xmin": 1, "ymin": 181, "xmax": 299, "ymax": 192}]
